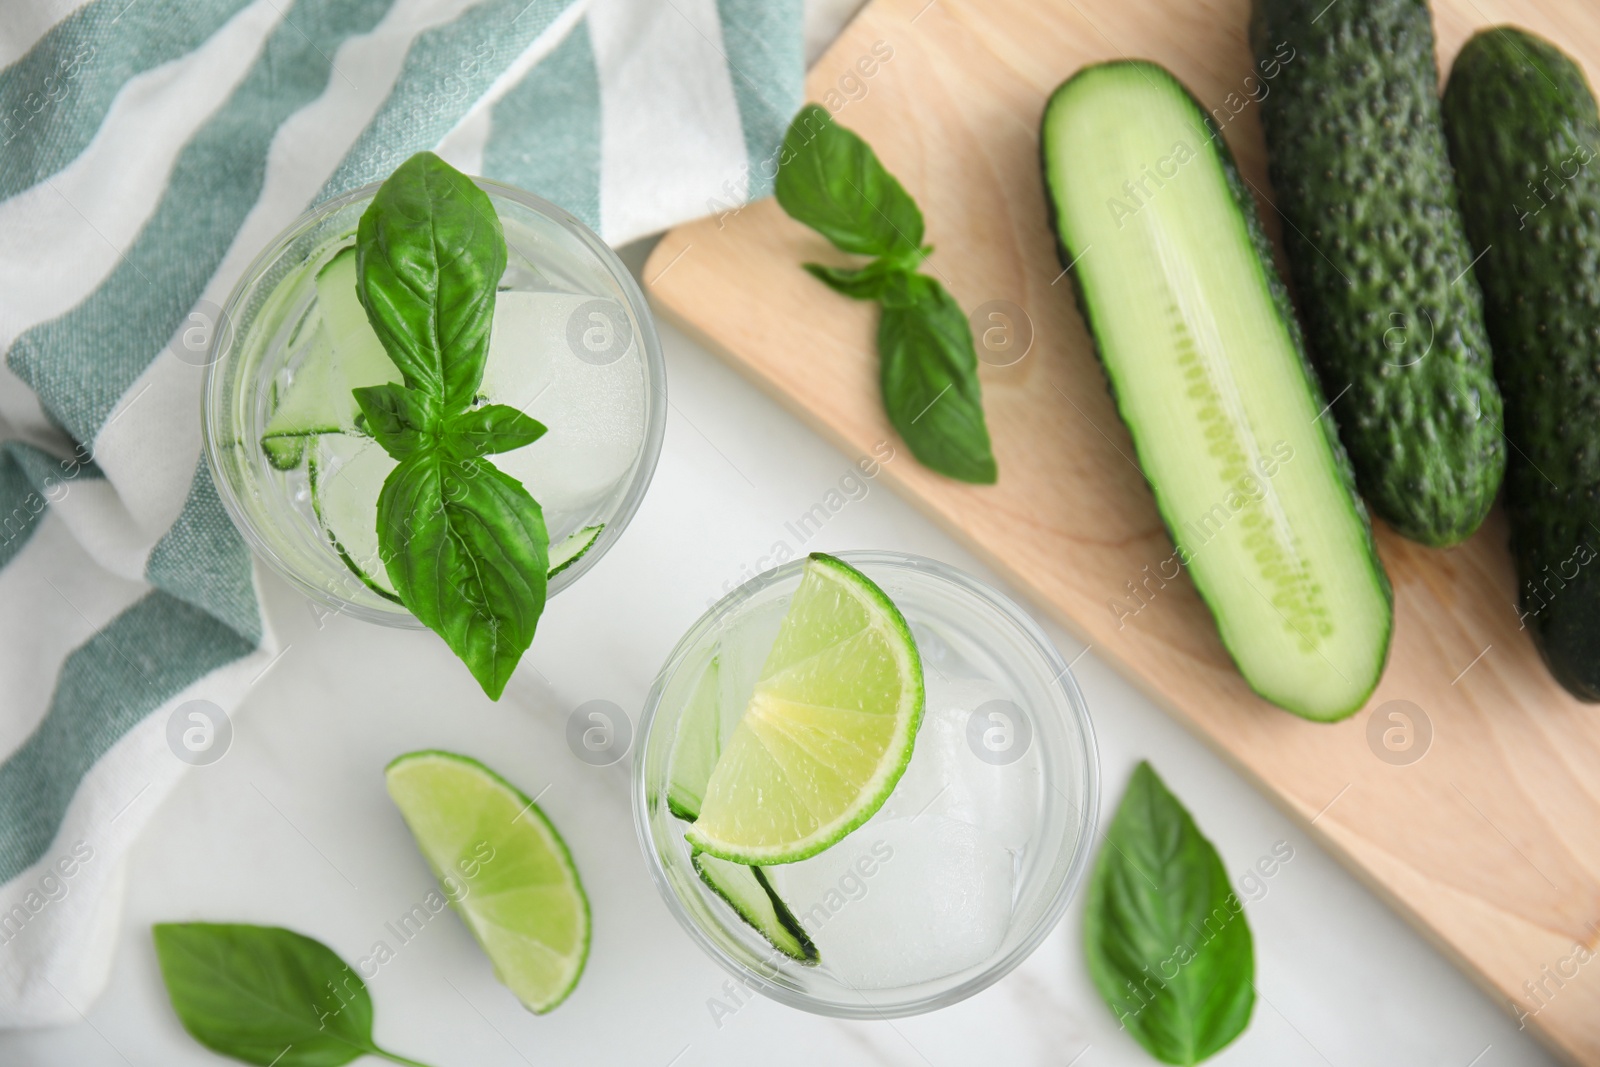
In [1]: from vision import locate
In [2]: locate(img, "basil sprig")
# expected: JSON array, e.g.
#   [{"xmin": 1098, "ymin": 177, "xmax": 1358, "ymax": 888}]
[
  {"xmin": 153, "ymin": 923, "xmax": 437, "ymax": 1067},
  {"xmin": 354, "ymin": 151, "xmax": 549, "ymax": 700},
  {"xmin": 1084, "ymin": 762, "xmax": 1255, "ymax": 1064},
  {"xmin": 775, "ymin": 104, "xmax": 997, "ymax": 484}
]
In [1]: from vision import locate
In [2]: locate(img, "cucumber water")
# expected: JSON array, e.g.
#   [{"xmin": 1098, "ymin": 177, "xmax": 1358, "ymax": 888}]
[{"xmin": 252, "ymin": 222, "xmax": 648, "ymax": 602}]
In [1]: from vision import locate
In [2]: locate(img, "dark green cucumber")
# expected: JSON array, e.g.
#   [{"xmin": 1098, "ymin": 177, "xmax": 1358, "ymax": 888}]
[
  {"xmin": 1443, "ymin": 28, "xmax": 1600, "ymax": 701},
  {"xmin": 1250, "ymin": 0, "xmax": 1505, "ymax": 546},
  {"xmin": 1041, "ymin": 61, "xmax": 1392, "ymax": 721}
]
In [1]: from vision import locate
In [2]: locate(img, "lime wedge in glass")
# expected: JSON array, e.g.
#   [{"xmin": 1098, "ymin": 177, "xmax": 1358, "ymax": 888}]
[
  {"xmin": 685, "ymin": 553, "xmax": 924, "ymax": 865},
  {"xmin": 385, "ymin": 751, "xmax": 590, "ymax": 1013}
]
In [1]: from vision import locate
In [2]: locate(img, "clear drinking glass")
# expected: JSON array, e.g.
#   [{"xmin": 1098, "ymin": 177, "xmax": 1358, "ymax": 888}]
[
  {"xmin": 203, "ymin": 178, "xmax": 665, "ymax": 626},
  {"xmin": 634, "ymin": 551, "xmax": 1100, "ymax": 1017}
]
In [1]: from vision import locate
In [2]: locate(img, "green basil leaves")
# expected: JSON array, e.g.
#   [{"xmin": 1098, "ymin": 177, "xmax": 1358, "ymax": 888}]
[
  {"xmin": 775, "ymin": 103, "xmax": 926, "ymax": 258},
  {"xmin": 775, "ymin": 104, "xmax": 997, "ymax": 484},
  {"xmin": 1084, "ymin": 762, "xmax": 1255, "ymax": 1064},
  {"xmin": 357, "ymin": 152, "xmax": 504, "ymax": 407},
  {"xmin": 153, "ymin": 923, "xmax": 437, "ymax": 1067},
  {"xmin": 354, "ymin": 151, "xmax": 549, "ymax": 699}
]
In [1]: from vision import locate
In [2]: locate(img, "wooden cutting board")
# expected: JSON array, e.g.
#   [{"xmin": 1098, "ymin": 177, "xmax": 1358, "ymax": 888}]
[{"xmin": 643, "ymin": 0, "xmax": 1600, "ymax": 1061}]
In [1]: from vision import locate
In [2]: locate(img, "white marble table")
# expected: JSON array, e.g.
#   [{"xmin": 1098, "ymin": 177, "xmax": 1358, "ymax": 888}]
[{"xmin": 0, "ymin": 240, "xmax": 1558, "ymax": 1067}]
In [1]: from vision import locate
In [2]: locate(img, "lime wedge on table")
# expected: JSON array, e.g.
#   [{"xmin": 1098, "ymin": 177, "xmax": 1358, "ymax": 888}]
[
  {"xmin": 685, "ymin": 553, "xmax": 924, "ymax": 865},
  {"xmin": 385, "ymin": 751, "xmax": 590, "ymax": 1013}
]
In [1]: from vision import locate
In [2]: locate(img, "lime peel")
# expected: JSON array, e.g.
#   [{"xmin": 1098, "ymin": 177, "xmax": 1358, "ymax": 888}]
[{"xmin": 385, "ymin": 750, "xmax": 590, "ymax": 1014}]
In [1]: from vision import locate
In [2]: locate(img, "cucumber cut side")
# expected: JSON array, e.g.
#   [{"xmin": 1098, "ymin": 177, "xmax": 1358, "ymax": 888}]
[
  {"xmin": 692, "ymin": 851, "xmax": 817, "ymax": 964},
  {"xmin": 1041, "ymin": 62, "xmax": 1391, "ymax": 721}
]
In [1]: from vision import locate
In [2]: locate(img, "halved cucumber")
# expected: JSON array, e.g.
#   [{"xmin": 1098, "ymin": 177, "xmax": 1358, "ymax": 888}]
[
  {"xmin": 692, "ymin": 851, "xmax": 817, "ymax": 964},
  {"xmin": 1041, "ymin": 62, "xmax": 1392, "ymax": 720}
]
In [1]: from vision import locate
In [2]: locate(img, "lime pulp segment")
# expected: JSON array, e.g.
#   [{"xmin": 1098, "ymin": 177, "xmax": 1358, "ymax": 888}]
[
  {"xmin": 385, "ymin": 751, "xmax": 590, "ymax": 1014},
  {"xmin": 684, "ymin": 553, "xmax": 924, "ymax": 865}
]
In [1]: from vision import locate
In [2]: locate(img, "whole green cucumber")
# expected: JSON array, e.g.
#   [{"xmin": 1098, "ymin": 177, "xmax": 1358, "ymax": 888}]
[
  {"xmin": 1250, "ymin": 0, "xmax": 1505, "ymax": 546},
  {"xmin": 1443, "ymin": 28, "xmax": 1600, "ymax": 701}
]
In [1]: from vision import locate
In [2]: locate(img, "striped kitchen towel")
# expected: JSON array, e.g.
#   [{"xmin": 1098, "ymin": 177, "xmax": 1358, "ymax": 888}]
[{"xmin": 0, "ymin": 0, "xmax": 804, "ymax": 1024}]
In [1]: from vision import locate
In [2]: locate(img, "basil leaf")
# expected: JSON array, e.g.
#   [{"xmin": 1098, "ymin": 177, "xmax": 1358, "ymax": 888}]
[
  {"xmin": 1084, "ymin": 763, "xmax": 1255, "ymax": 1065},
  {"xmin": 377, "ymin": 452, "xmax": 548, "ymax": 700},
  {"xmin": 775, "ymin": 103, "xmax": 924, "ymax": 257},
  {"xmin": 443, "ymin": 403, "xmax": 547, "ymax": 459},
  {"xmin": 353, "ymin": 151, "xmax": 551, "ymax": 700},
  {"xmin": 803, "ymin": 255, "xmax": 929, "ymax": 303},
  {"xmin": 804, "ymin": 261, "xmax": 894, "ymax": 301},
  {"xmin": 152, "ymin": 923, "xmax": 435, "ymax": 1067},
  {"xmin": 356, "ymin": 151, "xmax": 506, "ymax": 409},
  {"xmin": 353, "ymin": 381, "xmax": 437, "ymax": 457},
  {"xmin": 878, "ymin": 276, "xmax": 997, "ymax": 484}
]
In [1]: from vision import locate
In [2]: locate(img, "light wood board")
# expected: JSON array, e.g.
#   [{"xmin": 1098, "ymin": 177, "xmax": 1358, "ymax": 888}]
[{"xmin": 643, "ymin": 0, "xmax": 1600, "ymax": 1061}]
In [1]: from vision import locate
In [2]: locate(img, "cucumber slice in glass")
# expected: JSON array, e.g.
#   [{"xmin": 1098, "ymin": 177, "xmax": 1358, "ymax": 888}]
[
  {"xmin": 666, "ymin": 650, "xmax": 722, "ymax": 821},
  {"xmin": 311, "ymin": 433, "xmax": 610, "ymax": 601},
  {"xmin": 309, "ymin": 433, "xmax": 400, "ymax": 602},
  {"xmin": 261, "ymin": 247, "xmax": 399, "ymax": 445},
  {"xmin": 692, "ymin": 850, "xmax": 817, "ymax": 964},
  {"xmin": 547, "ymin": 523, "xmax": 604, "ymax": 578}
]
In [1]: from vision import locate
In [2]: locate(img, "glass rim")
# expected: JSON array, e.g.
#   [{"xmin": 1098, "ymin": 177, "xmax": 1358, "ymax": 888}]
[
  {"xmin": 631, "ymin": 550, "xmax": 1101, "ymax": 1019},
  {"xmin": 200, "ymin": 175, "xmax": 667, "ymax": 626}
]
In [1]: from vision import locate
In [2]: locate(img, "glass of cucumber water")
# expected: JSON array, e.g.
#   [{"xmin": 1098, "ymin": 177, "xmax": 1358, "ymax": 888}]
[
  {"xmin": 634, "ymin": 551, "xmax": 1099, "ymax": 1016},
  {"xmin": 203, "ymin": 179, "xmax": 664, "ymax": 624}
]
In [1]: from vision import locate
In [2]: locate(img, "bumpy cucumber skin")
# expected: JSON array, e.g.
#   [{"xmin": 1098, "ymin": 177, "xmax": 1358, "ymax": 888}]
[
  {"xmin": 1250, "ymin": 0, "xmax": 1505, "ymax": 547},
  {"xmin": 1443, "ymin": 29, "xmax": 1600, "ymax": 701},
  {"xmin": 1040, "ymin": 61, "xmax": 1393, "ymax": 721}
]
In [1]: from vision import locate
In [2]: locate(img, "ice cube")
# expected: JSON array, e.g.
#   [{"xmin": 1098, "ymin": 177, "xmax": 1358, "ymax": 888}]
[
  {"xmin": 765, "ymin": 815, "xmax": 1014, "ymax": 989},
  {"xmin": 910, "ymin": 620, "xmax": 985, "ymax": 681},
  {"xmin": 879, "ymin": 678, "xmax": 1041, "ymax": 851},
  {"xmin": 715, "ymin": 601, "xmax": 785, "ymax": 739},
  {"xmin": 484, "ymin": 291, "xmax": 646, "ymax": 525}
]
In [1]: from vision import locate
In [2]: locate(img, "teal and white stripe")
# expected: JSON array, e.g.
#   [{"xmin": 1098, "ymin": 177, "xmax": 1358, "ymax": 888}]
[{"xmin": 0, "ymin": 0, "xmax": 805, "ymax": 1024}]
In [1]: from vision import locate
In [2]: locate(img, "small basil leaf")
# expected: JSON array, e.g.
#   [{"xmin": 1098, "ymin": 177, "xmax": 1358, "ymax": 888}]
[
  {"xmin": 802, "ymin": 253, "xmax": 930, "ymax": 303},
  {"xmin": 377, "ymin": 452, "xmax": 548, "ymax": 700},
  {"xmin": 356, "ymin": 151, "xmax": 506, "ymax": 409},
  {"xmin": 875, "ymin": 265, "xmax": 933, "ymax": 309},
  {"xmin": 353, "ymin": 382, "xmax": 436, "ymax": 458},
  {"xmin": 804, "ymin": 261, "xmax": 893, "ymax": 301},
  {"xmin": 1084, "ymin": 763, "xmax": 1255, "ymax": 1065},
  {"xmin": 152, "ymin": 923, "xmax": 433, "ymax": 1067},
  {"xmin": 443, "ymin": 403, "xmax": 547, "ymax": 459},
  {"xmin": 878, "ymin": 276, "xmax": 998, "ymax": 483},
  {"xmin": 776, "ymin": 103, "xmax": 924, "ymax": 257}
]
